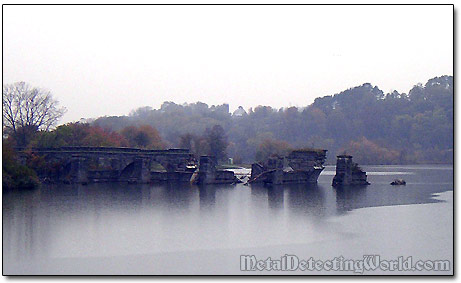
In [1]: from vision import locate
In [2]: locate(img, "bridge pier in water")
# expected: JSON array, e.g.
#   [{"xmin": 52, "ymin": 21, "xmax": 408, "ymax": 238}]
[
  {"xmin": 133, "ymin": 158, "xmax": 151, "ymax": 183},
  {"xmin": 70, "ymin": 157, "xmax": 88, "ymax": 184}
]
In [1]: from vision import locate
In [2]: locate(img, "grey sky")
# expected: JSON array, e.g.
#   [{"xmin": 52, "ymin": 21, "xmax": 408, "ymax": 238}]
[{"xmin": 3, "ymin": 5, "xmax": 453, "ymax": 124}]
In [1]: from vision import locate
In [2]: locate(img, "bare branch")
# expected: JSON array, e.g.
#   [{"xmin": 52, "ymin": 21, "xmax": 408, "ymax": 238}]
[{"xmin": 2, "ymin": 82, "xmax": 67, "ymax": 145}]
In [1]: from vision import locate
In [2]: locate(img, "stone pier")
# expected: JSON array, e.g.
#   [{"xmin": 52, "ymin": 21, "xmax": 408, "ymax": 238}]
[
  {"xmin": 332, "ymin": 155, "xmax": 370, "ymax": 187},
  {"xmin": 193, "ymin": 156, "xmax": 241, "ymax": 185}
]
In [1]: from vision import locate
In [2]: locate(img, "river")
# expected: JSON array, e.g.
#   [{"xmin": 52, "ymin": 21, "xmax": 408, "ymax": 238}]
[{"xmin": 2, "ymin": 165, "xmax": 453, "ymax": 275}]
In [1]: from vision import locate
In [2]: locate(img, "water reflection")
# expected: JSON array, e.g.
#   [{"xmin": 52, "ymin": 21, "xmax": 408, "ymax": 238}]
[
  {"xmin": 198, "ymin": 185, "xmax": 216, "ymax": 210},
  {"xmin": 285, "ymin": 184, "xmax": 326, "ymax": 217},
  {"xmin": 249, "ymin": 183, "xmax": 267, "ymax": 198},
  {"xmin": 334, "ymin": 185, "xmax": 368, "ymax": 214},
  {"xmin": 2, "ymin": 165, "xmax": 454, "ymax": 274},
  {"xmin": 248, "ymin": 183, "xmax": 327, "ymax": 217},
  {"xmin": 267, "ymin": 185, "xmax": 284, "ymax": 210},
  {"xmin": 4, "ymin": 189, "xmax": 45, "ymax": 261},
  {"xmin": 160, "ymin": 182, "xmax": 194, "ymax": 210}
]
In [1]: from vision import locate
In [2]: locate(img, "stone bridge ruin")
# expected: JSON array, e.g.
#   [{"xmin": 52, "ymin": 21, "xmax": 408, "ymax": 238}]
[{"xmin": 19, "ymin": 147, "xmax": 197, "ymax": 184}]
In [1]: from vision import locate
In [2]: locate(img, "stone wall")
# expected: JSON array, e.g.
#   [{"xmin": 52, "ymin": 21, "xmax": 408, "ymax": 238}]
[
  {"xmin": 287, "ymin": 150, "xmax": 327, "ymax": 170},
  {"xmin": 19, "ymin": 147, "xmax": 196, "ymax": 184}
]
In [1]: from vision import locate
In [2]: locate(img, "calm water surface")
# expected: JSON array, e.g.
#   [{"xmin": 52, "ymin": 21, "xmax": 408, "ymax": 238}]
[{"xmin": 3, "ymin": 165, "xmax": 453, "ymax": 274}]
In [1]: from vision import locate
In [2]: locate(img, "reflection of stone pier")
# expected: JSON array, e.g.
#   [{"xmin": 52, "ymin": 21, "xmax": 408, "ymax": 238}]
[
  {"xmin": 199, "ymin": 186, "xmax": 216, "ymax": 209},
  {"xmin": 335, "ymin": 185, "xmax": 368, "ymax": 214},
  {"xmin": 267, "ymin": 186, "xmax": 284, "ymax": 209}
]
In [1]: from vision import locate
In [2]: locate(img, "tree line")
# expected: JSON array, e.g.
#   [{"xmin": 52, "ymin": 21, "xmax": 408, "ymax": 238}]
[
  {"xmin": 2, "ymin": 75, "xmax": 453, "ymax": 189},
  {"xmin": 92, "ymin": 75, "xmax": 453, "ymax": 165}
]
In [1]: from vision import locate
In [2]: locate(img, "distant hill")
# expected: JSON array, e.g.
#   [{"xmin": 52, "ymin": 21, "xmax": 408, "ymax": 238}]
[{"xmin": 93, "ymin": 75, "xmax": 453, "ymax": 164}]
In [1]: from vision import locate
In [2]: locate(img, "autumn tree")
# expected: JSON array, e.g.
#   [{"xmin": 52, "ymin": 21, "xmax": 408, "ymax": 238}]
[
  {"xmin": 120, "ymin": 125, "xmax": 165, "ymax": 149},
  {"xmin": 255, "ymin": 138, "xmax": 293, "ymax": 162},
  {"xmin": 31, "ymin": 123, "xmax": 129, "ymax": 148},
  {"xmin": 342, "ymin": 137, "xmax": 401, "ymax": 165},
  {"xmin": 178, "ymin": 133, "xmax": 210, "ymax": 157},
  {"xmin": 83, "ymin": 126, "xmax": 129, "ymax": 147},
  {"xmin": 179, "ymin": 133, "xmax": 195, "ymax": 151},
  {"xmin": 3, "ymin": 82, "xmax": 66, "ymax": 147}
]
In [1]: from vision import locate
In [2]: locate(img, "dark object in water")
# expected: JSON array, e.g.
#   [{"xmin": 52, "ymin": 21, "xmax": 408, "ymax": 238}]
[
  {"xmin": 248, "ymin": 149, "xmax": 327, "ymax": 185},
  {"xmin": 391, "ymin": 179, "xmax": 406, "ymax": 185},
  {"xmin": 332, "ymin": 155, "xmax": 370, "ymax": 187}
]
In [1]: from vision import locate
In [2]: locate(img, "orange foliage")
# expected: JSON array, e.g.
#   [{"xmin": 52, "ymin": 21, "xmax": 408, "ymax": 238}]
[
  {"xmin": 342, "ymin": 137, "xmax": 402, "ymax": 165},
  {"xmin": 82, "ymin": 126, "xmax": 129, "ymax": 147},
  {"xmin": 120, "ymin": 125, "xmax": 165, "ymax": 149}
]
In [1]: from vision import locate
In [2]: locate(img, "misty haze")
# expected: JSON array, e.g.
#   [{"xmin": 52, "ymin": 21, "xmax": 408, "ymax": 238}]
[{"xmin": 2, "ymin": 5, "xmax": 453, "ymax": 276}]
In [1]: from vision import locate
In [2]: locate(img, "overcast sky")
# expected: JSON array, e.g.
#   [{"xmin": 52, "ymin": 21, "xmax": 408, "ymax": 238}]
[{"xmin": 3, "ymin": 5, "xmax": 453, "ymax": 124}]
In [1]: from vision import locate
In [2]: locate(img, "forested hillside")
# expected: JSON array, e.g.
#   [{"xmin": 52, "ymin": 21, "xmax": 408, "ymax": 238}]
[{"xmin": 91, "ymin": 75, "xmax": 453, "ymax": 164}]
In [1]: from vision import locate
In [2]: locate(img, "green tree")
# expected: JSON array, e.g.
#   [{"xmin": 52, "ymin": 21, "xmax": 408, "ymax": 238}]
[
  {"xmin": 255, "ymin": 139, "xmax": 293, "ymax": 162},
  {"xmin": 2, "ymin": 142, "xmax": 40, "ymax": 190},
  {"xmin": 204, "ymin": 125, "xmax": 228, "ymax": 163}
]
